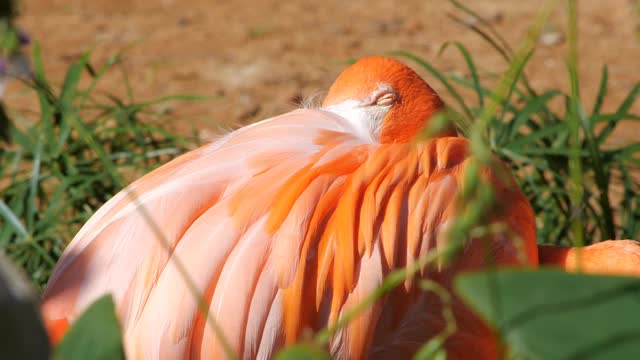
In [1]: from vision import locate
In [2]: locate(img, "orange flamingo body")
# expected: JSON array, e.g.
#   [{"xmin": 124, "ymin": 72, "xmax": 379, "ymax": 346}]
[
  {"xmin": 41, "ymin": 56, "xmax": 639, "ymax": 359},
  {"xmin": 539, "ymin": 240, "xmax": 640, "ymax": 276}
]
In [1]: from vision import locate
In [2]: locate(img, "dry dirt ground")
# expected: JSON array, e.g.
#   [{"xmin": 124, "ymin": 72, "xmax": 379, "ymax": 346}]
[{"xmin": 8, "ymin": 0, "xmax": 640, "ymax": 142}]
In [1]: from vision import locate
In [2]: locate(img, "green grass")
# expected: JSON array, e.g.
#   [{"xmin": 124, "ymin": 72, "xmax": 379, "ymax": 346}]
[
  {"xmin": 0, "ymin": 45, "xmax": 205, "ymax": 289},
  {"xmin": 397, "ymin": 0, "xmax": 640, "ymax": 247}
]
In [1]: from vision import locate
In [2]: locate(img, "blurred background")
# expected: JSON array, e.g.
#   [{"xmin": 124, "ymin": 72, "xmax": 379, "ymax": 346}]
[{"xmin": 6, "ymin": 0, "xmax": 640, "ymax": 140}]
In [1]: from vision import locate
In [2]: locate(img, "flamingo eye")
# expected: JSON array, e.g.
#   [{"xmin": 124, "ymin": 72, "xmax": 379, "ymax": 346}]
[{"xmin": 374, "ymin": 92, "xmax": 396, "ymax": 106}]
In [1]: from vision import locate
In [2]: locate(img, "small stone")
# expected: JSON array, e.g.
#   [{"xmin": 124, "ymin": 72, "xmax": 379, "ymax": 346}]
[
  {"xmin": 349, "ymin": 39, "xmax": 362, "ymax": 49},
  {"xmin": 539, "ymin": 31, "xmax": 564, "ymax": 46},
  {"xmin": 405, "ymin": 19, "xmax": 423, "ymax": 34},
  {"xmin": 539, "ymin": 26, "xmax": 565, "ymax": 46},
  {"xmin": 177, "ymin": 17, "xmax": 192, "ymax": 27}
]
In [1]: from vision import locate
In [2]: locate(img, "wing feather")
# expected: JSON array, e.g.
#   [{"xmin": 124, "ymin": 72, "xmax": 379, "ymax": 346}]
[{"xmin": 42, "ymin": 109, "xmax": 537, "ymax": 359}]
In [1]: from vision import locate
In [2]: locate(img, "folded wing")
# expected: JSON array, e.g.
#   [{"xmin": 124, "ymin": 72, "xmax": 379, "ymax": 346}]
[{"xmin": 41, "ymin": 109, "xmax": 537, "ymax": 359}]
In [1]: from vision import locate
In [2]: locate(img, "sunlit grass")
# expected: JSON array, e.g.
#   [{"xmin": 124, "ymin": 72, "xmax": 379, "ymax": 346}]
[
  {"xmin": 398, "ymin": 0, "xmax": 640, "ymax": 247},
  {"xmin": 0, "ymin": 45, "xmax": 205, "ymax": 289}
]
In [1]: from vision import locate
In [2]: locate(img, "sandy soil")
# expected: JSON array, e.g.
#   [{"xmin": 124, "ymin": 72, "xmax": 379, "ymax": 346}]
[{"xmin": 8, "ymin": 0, "xmax": 640, "ymax": 142}]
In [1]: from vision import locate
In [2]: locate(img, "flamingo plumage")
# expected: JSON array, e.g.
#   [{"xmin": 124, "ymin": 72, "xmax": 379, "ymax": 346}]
[{"xmin": 41, "ymin": 56, "xmax": 639, "ymax": 359}]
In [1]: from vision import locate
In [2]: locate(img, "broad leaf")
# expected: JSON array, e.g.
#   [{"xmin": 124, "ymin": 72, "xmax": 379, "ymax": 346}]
[
  {"xmin": 455, "ymin": 269, "xmax": 640, "ymax": 359},
  {"xmin": 55, "ymin": 295, "xmax": 124, "ymax": 360}
]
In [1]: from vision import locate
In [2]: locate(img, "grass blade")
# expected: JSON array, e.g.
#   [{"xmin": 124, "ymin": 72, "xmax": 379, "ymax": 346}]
[
  {"xmin": 439, "ymin": 41, "xmax": 484, "ymax": 107},
  {"xmin": 591, "ymin": 65, "xmax": 608, "ymax": 117},
  {"xmin": 26, "ymin": 133, "xmax": 43, "ymax": 231},
  {"xmin": 566, "ymin": 0, "xmax": 585, "ymax": 246},
  {"xmin": 0, "ymin": 200, "xmax": 28, "ymax": 238},
  {"xmin": 507, "ymin": 90, "xmax": 562, "ymax": 138},
  {"xmin": 596, "ymin": 83, "xmax": 640, "ymax": 145},
  {"xmin": 59, "ymin": 52, "xmax": 89, "ymax": 107}
]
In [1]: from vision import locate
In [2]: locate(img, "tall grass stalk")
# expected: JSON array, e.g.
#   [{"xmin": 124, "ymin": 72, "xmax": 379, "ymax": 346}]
[{"xmin": 566, "ymin": 0, "xmax": 585, "ymax": 247}]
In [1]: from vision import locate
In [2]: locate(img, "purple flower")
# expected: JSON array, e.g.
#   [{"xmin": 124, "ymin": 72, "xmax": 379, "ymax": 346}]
[{"xmin": 17, "ymin": 30, "xmax": 30, "ymax": 45}]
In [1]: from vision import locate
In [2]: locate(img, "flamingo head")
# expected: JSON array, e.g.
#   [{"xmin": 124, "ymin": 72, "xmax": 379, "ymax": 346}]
[{"xmin": 322, "ymin": 56, "xmax": 457, "ymax": 144}]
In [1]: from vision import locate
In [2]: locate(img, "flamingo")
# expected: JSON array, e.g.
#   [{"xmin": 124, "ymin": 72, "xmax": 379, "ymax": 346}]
[
  {"xmin": 41, "ymin": 56, "xmax": 640, "ymax": 359},
  {"xmin": 539, "ymin": 240, "xmax": 640, "ymax": 277}
]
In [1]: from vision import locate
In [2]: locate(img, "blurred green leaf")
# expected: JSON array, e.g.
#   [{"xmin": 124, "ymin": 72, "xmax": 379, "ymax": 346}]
[
  {"xmin": 276, "ymin": 344, "xmax": 332, "ymax": 360},
  {"xmin": 55, "ymin": 295, "xmax": 124, "ymax": 360},
  {"xmin": 413, "ymin": 338, "xmax": 447, "ymax": 360},
  {"xmin": 455, "ymin": 269, "xmax": 640, "ymax": 359}
]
